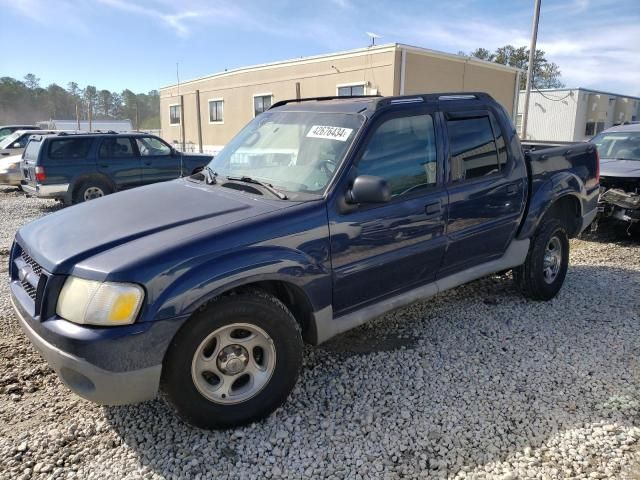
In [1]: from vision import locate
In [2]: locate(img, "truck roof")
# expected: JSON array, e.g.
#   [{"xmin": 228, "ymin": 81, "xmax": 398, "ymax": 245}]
[{"xmin": 269, "ymin": 92, "xmax": 499, "ymax": 115}]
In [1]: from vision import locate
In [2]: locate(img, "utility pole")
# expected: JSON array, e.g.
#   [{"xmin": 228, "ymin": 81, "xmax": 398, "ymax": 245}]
[
  {"xmin": 76, "ymin": 104, "xmax": 80, "ymax": 130},
  {"xmin": 521, "ymin": 0, "xmax": 541, "ymax": 140}
]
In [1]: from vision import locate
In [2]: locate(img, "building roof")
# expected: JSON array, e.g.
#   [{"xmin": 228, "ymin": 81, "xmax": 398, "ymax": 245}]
[
  {"xmin": 160, "ymin": 43, "xmax": 520, "ymax": 91},
  {"xmin": 519, "ymin": 87, "xmax": 640, "ymax": 101}
]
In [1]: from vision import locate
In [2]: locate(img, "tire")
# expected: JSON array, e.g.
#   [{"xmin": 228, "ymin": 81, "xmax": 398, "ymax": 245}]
[
  {"xmin": 73, "ymin": 178, "xmax": 112, "ymax": 204},
  {"xmin": 161, "ymin": 290, "xmax": 303, "ymax": 429},
  {"xmin": 513, "ymin": 219, "xmax": 569, "ymax": 301}
]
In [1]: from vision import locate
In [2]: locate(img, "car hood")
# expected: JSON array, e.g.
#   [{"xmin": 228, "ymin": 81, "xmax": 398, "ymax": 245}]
[
  {"xmin": 17, "ymin": 179, "xmax": 295, "ymax": 274},
  {"xmin": 600, "ymin": 158, "xmax": 640, "ymax": 178}
]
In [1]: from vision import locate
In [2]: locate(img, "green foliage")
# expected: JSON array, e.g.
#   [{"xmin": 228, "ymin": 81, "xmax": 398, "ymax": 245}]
[
  {"xmin": 0, "ymin": 75, "xmax": 160, "ymax": 129},
  {"xmin": 468, "ymin": 45, "xmax": 564, "ymax": 89}
]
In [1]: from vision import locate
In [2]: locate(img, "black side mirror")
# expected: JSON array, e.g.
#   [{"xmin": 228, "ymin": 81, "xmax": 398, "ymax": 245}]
[{"xmin": 347, "ymin": 175, "xmax": 391, "ymax": 204}]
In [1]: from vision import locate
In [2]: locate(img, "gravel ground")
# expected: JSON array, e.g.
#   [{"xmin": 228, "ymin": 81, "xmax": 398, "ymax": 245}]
[{"xmin": 0, "ymin": 186, "xmax": 639, "ymax": 480}]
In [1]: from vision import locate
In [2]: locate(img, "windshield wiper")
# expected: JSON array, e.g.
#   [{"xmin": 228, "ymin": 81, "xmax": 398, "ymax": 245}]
[
  {"xmin": 225, "ymin": 176, "xmax": 288, "ymax": 200},
  {"xmin": 202, "ymin": 165, "xmax": 217, "ymax": 185}
]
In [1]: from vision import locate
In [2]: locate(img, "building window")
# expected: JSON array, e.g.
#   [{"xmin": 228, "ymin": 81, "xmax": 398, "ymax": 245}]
[
  {"xmin": 209, "ymin": 99, "xmax": 224, "ymax": 123},
  {"xmin": 515, "ymin": 114, "xmax": 523, "ymax": 134},
  {"xmin": 337, "ymin": 84, "xmax": 365, "ymax": 96},
  {"xmin": 585, "ymin": 121, "xmax": 595, "ymax": 137},
  {"xmin": 254, "ymin": 94, "xmax": 272, "ymax": 117},
  {"xmin": 169, "ymin": 105, "xmax": 181, "ymax": 125},
  {"xmin": 595, "ymin": 121, "xmax": 605, "ymax": 134}
]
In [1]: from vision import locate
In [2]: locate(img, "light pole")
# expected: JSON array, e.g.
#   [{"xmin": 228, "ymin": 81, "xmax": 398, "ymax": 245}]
[{"xmin": 521, "ymin": 0, "xmax": 541, "ymax": 140}]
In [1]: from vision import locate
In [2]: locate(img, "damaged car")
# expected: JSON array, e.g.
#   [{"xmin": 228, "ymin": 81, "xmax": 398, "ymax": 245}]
[{"xmin": 591, "ymin": 124, "xmax": 640, "ymax": 233}]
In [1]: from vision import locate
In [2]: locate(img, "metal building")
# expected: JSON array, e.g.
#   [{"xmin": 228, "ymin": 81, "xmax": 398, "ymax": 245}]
[
  {"xmin": 516, "ymin": 88, "xmax": 640, "ymax": 142},
  {"xmin": 159, "ymin": 44, "xmax": 521, "ymax": 154}
]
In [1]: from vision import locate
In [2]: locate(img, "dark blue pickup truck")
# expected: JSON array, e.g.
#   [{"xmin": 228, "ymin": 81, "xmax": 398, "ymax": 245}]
[
  {"xmin": 20, "ymin": 132, "xmax": 211, "ymax": 204},
  {"xmin": 10, "ymin": 93, "xmax": 599, "ymax": 429}
]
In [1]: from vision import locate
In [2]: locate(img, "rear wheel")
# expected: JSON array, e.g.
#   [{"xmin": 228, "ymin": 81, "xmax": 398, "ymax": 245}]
[
  {"xmin": 74, "ymin": 178, "xmax": 112, "ymax": 204},
  {"xmin": 513, "ymin": 219, "xmax": 569, "ymax": 300},
  {"xmin": 161, "ymin": 290, "xmax": 303, "ymax": 429}
]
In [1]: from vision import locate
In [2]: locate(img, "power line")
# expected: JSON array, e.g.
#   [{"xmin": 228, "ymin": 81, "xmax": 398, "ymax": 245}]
[{"xmin": 533, "ymin": 85, "xmax": 573, "ymax": 102}]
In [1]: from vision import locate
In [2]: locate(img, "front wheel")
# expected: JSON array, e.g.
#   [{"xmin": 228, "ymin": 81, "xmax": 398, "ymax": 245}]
[
  {"xmin": 513, "ymin": 219, "xmax": 569, "ymax": 301},
  {"xmin": 161, "ymin": 290, "xmax": 303, "ymax": 429}
]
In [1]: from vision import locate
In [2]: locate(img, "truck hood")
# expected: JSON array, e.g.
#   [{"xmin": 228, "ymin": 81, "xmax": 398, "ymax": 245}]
[
  {"xmin": 600, "ymin": 158, "xmax": 640, "ymax": 178},
  {"xmin": 17, "ymin": 179, "xmax": 294, "ymax": 274}
]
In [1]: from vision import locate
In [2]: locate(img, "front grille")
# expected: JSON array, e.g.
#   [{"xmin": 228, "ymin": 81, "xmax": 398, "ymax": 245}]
[
  {"xmin": 21, "ymin": 280, "xmax": 37, "ymax": 300},
  {"xmin": 21, "ymin": 251, "xmax": 43, "ymax": 277}
]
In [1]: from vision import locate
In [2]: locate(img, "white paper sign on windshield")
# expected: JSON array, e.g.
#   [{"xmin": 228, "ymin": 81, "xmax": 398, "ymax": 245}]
[{"xmin": 306, "ymin": 125, "xmax": 353, "ymax": 142}]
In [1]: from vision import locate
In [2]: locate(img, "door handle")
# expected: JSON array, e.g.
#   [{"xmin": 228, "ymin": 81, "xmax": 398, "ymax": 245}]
[
  {"xmin": 144, "ymin": 161, "xmax": 152, "ymax": 166},
  {"xmin": 506, "ymin": 184, "xmax": 518, "ymax": 195},
  {"xmin": 425, "ymin": 201, "xmax": 441, "ymax": 216}
]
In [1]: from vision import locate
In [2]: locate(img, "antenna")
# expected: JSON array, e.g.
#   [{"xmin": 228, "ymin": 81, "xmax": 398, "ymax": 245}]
[{"xmin": 366, "ymin": 32, "xmax": 381, "ymax": 47}]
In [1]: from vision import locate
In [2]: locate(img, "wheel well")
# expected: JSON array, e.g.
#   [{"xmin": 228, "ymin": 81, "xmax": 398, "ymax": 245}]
[
  {"xmin": 204, "ymin": 281, "xmax": 317, "ymax": 345},
  {"xmin": 71, "ymin": 174, "xmax": 114, "ymax": 200},
  {"xmin": 543, "ymin": 195, "xmax": 581, "ymax": 237}
]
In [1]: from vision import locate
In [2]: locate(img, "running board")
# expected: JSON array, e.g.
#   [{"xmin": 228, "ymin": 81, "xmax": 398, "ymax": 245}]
[{"xmin": 314, "ymin": 239, "xmax": 530, "ymax": 344}]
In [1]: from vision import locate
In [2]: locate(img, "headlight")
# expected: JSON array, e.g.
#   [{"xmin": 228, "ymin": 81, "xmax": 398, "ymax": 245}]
[{"xmin": 56, "ymin": 277, "xmax": 144, "ymax": 326}]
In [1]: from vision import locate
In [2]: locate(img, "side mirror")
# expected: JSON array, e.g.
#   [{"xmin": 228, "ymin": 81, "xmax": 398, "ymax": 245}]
[
  {"xmin": 12, "ymin": 142, "xmax": 21, "ymax": 149},
  {"xmin": 347, "ymin": 175, "xmax": 391, "ymax": 204}
]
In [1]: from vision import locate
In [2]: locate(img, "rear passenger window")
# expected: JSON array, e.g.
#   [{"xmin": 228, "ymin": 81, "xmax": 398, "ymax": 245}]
[
  {"xmin": 99, "ymin": 138, "xmax": 135, "ymax": 158},
  {"xmin": 48, "ymin": 138, "xmax": 93, "ymax": 160},
  {"xmin": 447, "ymin": 116, "xmax": 499, "ymax": 181},
  {"xmin": 357, "ymin": 114, "xmax": 438, "ymax": 197}
]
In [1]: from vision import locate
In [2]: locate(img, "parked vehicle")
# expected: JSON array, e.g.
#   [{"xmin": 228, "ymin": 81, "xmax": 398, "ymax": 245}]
[
  {"xmin": 589, "ymin": 123, "xmax": 640, "ymax": 232},
  {"xmin": 20, "ymin": 132, "xmax": 211, "ymax": 204},
  {"xmin": 0, "ymin": 129, "xmax": 66, "ymax": 157},
  {"xmin": 10, "ymin": 93, "xmax": 599, "ymax": 429},
  {"xmin": 0, "ymin": 125, "xmax": 39, "ymax": 142},
  {"xmin": 0, "ymin": 153, "xmax": 25, "ymax": 186}
]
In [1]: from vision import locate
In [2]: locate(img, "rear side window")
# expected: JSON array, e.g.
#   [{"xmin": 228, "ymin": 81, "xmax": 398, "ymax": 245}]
[
  {"xmin": 357, "ymin": 114, "xmax": 438, "ymax": 197},
  {"xmin": 48, "ymin": 138, "xmax": 93, "ymax": 160},
  {"xmin": 24, "ymin": 140, "xmax": 42, "ymax": 161},
  {"xmin": 447, "ymin": 116, "xmax": 500, "ymax": 181},
  {"xmin": 99, "ymin": 137, "xmax": 135, "ymax": 158}
]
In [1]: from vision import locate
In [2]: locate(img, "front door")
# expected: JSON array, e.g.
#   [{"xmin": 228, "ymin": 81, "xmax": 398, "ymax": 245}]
[
  {"xmin": 136, "ymin": 136, "xmax": 180, "ymax": 184},
  {"xmin": 328, "ymin": 108, "xmax": 448, "ymax": 315},
  {"xmin": 438, "ymin": 109, "xmax": 526, "ymax": 277}
]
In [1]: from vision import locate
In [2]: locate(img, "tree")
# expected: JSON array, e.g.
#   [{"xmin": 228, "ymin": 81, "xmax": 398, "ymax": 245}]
[
  {"xmin": 97, "ymin": 89, "xmax": 113, "ymax": 118},
  {"xmin": 469, "ymin": 45, "xmax": 564, "ymax": 89},
  {"xmin": 24, "ymin": 73, "xmax": 40, "ymax": 90}
]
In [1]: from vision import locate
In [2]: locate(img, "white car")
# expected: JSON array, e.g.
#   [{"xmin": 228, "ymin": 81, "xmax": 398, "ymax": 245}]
[
  {"xmin": 0, "ymin": 129, "xmax": 62, "ymax": 157},
  {"xmin": 0, "ymin": 153, "xmax": 23, "ymax": 186}
]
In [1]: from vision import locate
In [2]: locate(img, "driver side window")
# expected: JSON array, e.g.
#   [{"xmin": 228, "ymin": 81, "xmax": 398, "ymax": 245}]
[
  {"xmin": 136, "ymin": 137, "xmax": 171, "ymax": 156},
  {"xmin": 357, "ymin": 113, "xmax": 438, "ymax": 196}
]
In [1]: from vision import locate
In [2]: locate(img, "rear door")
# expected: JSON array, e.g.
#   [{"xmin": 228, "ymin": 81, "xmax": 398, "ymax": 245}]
[
  {"xmin": 97, "ymin": 136, "xmax": 142, "ymax": 190},
  {"xmin": 135, "ymin": 136, "xmax": 180, "ymax": 184},
  {"xmin": 328, "ymin": 106, "xmax": 448, "ymax": 315},
  {"xmin": 438, "ymin": 109, "xmax": 526, "ymax": 277}
]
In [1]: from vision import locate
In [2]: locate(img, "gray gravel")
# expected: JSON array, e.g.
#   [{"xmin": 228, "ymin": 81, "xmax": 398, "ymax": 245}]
[{"xmin": 0, "ymin": 187, "xmax": 639, "ymax": 479}]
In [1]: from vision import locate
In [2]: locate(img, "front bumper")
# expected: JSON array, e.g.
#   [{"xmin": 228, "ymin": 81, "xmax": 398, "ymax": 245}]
[
  {"xmin": 22, "ymin": 182, "xmax": 69, "ymax": 199},
  {"xmin": 11, "ymin": 292, "xmax": 161, "ymax": 405}
]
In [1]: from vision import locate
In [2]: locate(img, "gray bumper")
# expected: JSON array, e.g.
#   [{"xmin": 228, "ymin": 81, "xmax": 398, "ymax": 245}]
[
  {"xmin": 22, "ymin": 183, "xmax": 69, "ymax": 199},
  {"xmin": 11, "ymin": 295, "xmax": 161, "ymax": 405}
]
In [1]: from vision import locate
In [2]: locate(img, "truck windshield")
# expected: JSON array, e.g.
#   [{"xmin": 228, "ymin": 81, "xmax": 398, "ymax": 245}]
[
  {"xmin": 208, "ymin": 111, "xmax": 364, "ymax": 197},
  {"xmin": 591, "ymin": 131, "xmax": 640, "ymax": 161}
]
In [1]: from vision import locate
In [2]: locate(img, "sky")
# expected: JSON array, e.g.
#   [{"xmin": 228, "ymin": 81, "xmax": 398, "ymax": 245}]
[{"xmin": 1, "ymin": 0, "xmax": 639, "ymax": 96}]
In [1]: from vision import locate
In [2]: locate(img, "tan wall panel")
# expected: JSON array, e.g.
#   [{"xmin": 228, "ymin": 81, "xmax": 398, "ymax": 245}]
[
  {"xmin": 160, "ymin": 50, "xmax": 396, "ymax": 149},
  {"xmin": 461, "ymin": 63, "xmax": 516, "ymax": 113}
]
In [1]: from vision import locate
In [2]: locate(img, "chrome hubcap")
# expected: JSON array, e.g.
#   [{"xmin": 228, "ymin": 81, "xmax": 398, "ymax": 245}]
[
  {"xmin": 84, "ymin": 186, "xmax": 104, "ymax": 201},
  {"xmin": 543, "ymin": 236, "xmax": 562, "ymax": 284},
  {"xmin": 191, "ymin": 323, "xmax": 276, "ymax": 405}
]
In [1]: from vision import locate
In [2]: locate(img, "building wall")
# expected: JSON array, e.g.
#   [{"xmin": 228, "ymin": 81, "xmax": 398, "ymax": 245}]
[
  {"xmin": 518, "ymin": 89, "xmax": 640, "ymax": 141},
  {"xmin": 160, "ymin": 45, "xmax": 520, "ymax": 153},
  {"xmin": 517, "ymin": 90, "xmax": 579, "ymax": 141},
  {"xmin": 160, "ymin": 48, "xmax": 397, "ymax": 153},
  {"xmin": 402, "ymin": 50, "xmax": 518, "ymax": 113}
]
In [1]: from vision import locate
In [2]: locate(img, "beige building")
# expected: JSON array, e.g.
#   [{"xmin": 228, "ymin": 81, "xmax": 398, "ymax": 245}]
[
  {"xmin": 516, "ymin": 88, "xmax": 640, "ymax": 142},
  {"xmin": 159, "ymin": 43, "xmax": 521, "ymax": 154}
]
